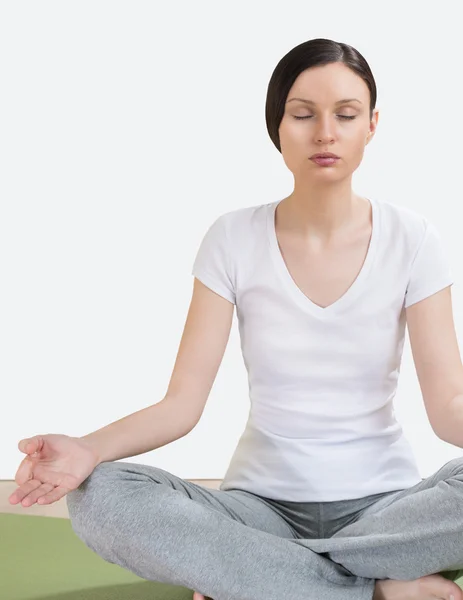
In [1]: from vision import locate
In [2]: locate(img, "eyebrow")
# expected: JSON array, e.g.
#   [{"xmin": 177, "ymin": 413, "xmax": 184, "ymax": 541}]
[{"xmin": 286, "ymin": 97, "xmax": 362, "ymax": 105}]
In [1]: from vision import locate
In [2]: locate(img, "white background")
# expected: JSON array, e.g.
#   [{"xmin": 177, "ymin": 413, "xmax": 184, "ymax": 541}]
[{"xmin": 1, "ymin": 1, "xmax": 462, "ymax": 481}]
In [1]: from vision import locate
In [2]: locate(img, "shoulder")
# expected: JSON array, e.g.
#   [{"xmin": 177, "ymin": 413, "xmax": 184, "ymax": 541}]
[
  {"xmin": 212, "ymin": 201, "xmax": 273, "ymax": 241},
  {"xmin": 378, "ymin": 197, "xmax": 427, "ymax": 232},
  {"xmin": 376, "ymin": 198, "xmax": 430, "ymax": 251},
  {"xmin": 217, "ymin": 201, "xmax": 271, "ymax": 225}
]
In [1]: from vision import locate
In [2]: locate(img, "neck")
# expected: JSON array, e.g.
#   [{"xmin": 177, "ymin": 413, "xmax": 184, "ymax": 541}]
[{"xmin": 277, "ymin": 180, "xmax": 367, "ymax": 242}]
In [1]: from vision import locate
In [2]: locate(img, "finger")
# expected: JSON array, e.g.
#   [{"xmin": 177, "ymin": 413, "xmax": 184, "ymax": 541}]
[
  {"xmin": 9, "ymin": 479, "xmax": 42, "ymax": 505},
  {"xmin": 15, "ymin": 457, "xmax": 33, "ymax": 486},
  {"xmin": 19, "ymin": 436, "xmax": 43, "ymax": 455},
  {"xmin": 21, "ymin": 482, "xmax": 55, "ymax": 507},
  {"xmin": 18, "ymin": 438, "xmax": 35, "ymax": 454},
  {"xmin": 35, "ymin": 486, "xmax": 70, "ymax": 505}
]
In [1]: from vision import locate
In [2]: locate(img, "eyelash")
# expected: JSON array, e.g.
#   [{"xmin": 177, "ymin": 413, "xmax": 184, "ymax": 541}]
[{"xmin": 293, "ymin": 115, "xmax": 356, "ymax": 121}]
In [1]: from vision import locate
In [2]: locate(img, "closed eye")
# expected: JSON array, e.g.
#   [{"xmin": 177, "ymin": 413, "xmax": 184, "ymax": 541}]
[{"xmin": 293, "ymin": 115, "xmax": 356, "ymax": 121}]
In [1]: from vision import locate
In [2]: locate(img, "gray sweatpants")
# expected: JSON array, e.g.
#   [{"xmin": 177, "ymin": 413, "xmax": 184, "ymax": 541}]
[{"xmin": 66, "ymin": 456, "xmax": 463, "ymax": 600}]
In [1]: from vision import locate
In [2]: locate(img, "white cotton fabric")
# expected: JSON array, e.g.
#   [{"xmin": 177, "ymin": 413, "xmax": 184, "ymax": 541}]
[{"xmin": 191, "ymin": 197, "xmax": 454, "ymax": 501}]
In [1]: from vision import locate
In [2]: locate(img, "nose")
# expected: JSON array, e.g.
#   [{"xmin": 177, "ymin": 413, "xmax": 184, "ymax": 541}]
[
  {"xmin": 317, "ymin": 134, "xmax": 335, "ymax": 144},
  {"xmin": 315, "ymin": 116, "xmax": 335, "ymax": 144},
  {"xmin": 316, "ymin": 129, "xmax": 335, "ymax": 144}
]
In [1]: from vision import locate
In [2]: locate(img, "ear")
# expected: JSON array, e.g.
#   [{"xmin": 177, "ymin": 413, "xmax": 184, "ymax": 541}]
[{"xmin": 366, "ymin": 109, "xmax": 379, "ymax": 145}]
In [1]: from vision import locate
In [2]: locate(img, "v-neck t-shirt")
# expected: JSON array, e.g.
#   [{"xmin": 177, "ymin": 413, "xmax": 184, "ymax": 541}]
[{"xmin": 191, "ymin": 197, "xmax": 455, "ymax": 501}]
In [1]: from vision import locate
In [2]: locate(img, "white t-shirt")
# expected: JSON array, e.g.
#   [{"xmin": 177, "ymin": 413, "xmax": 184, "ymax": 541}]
[{"xmin": 191, "ymin": 197, "xmax": 454, "ymax": 501}]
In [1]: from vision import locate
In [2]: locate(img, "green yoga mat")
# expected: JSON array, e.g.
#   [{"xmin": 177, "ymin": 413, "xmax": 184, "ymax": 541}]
[
  {"xmin": 1, "ymin": 512, "xmax": 462, "ymax": 600},
  {"xmin": 1, "ymin": 513, "xmax": 195, "ymax": 600}
]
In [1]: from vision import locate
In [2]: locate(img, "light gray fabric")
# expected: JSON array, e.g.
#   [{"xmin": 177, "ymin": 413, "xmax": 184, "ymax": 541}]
[{"xmin": 66, "ymin": 457, "xmax": 463, "ymax": 600}]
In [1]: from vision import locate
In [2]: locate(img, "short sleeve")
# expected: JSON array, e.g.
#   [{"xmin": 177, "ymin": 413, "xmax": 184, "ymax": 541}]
[
  {"xmin": 404, "ymin": 220, "xmax": 454, "ymax": 308},
  {"xmin": 191, "ymin": 214, "xmax": 236, "ymax": 304}
]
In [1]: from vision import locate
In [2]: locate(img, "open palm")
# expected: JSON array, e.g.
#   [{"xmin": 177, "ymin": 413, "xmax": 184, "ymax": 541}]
[{"xmin": 9, "ymin": 433, "xmax": 100, "ymax": 507}]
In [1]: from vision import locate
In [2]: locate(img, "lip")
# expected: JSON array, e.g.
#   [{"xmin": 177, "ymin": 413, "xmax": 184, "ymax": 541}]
[
  {"xmin": 310, "ymin": 156, "xmax": 340, "ymax": 166},
  {"xmin": 310, "ymin": 152, "xmax": 340, "ymax": 159}
]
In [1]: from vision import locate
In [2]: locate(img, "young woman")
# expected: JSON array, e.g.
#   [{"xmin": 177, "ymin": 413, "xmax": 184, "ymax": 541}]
[{"xmin": 10, "ymin": 38, "xmax": 463, "ymax": 600}]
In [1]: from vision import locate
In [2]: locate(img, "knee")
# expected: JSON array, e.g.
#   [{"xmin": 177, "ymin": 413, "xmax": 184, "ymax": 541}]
[
  {"xmin": 447, "ymin": 457, "xmax": 463, "ymax": 478},
  {"xmin": 66, "ymin": 462, "xmax": 117, "ymax": 537},
  {"xmin": 66, "ymin": 461, "xmax": 172, "ymax": 540}
]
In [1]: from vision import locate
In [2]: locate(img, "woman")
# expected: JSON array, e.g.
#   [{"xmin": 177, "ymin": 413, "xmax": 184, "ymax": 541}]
[{"xmin": 10, "ymin": 38, "xmax": 463, "ymax": 600}]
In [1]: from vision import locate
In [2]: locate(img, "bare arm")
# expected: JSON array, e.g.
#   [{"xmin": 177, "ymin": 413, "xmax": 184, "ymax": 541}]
[
  {"xmin": 81, "ymin": 399, "xmax": 196, "ymax": 464},
  {"xmin": 81, "ymin": 277, "xmax": 235, "ymax": 464},
  {"xmin": 406, "ymin": 285, "xmax": 463, "ymax": 444}
]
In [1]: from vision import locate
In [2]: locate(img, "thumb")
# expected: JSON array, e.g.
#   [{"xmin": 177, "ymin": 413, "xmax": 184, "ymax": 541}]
[{"xmin": 19, "ymin": 437, "xmax": 42, "ymax": 455}]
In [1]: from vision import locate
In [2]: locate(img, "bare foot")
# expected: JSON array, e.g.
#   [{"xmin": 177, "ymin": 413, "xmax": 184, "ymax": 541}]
[
  {"xmin": 374, "ymin": 573, "xmax": 463, "ymax": 600},
  {"xmin": 193, "ymin": 593, "xmax": 212, "ymax": 600}
]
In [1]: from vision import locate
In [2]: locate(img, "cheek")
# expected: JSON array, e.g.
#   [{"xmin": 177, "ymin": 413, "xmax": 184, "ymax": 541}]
[
  {"xmin": 350, "ymin": 124, "xmax": 370, "ymax": 146},
  {"xmin": 280, "ymin": 121, "xmax": 304, "ymax": 145},
  {"xmin": 343, "ymin": 130, "xmax": 369, "ymax": 155},
  {"xmin": 279, "ymin": 125, "xmax": 304, "ymax": 156},
  {"xmin": 346, "ymin": 142, "xmax": 367, "ymax": 169}
]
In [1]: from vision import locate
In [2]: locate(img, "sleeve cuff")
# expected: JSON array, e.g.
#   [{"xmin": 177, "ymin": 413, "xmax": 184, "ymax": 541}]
[
  {"xmin": 192, "ymin": 270, "xmax": 236, "ymax": 305},
  {"xmin": 404, "ymin": 277, "xmax": 454, "ymax": 308}
]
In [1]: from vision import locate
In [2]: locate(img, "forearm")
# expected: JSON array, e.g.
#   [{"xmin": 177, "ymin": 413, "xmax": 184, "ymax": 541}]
[
  {"xmin": 435, "ymin": 393, "xmax": 463, "ymax": 448},
  {"xmin": 81, "ymin": 397, "xmax": 198, "ymax": 465}
]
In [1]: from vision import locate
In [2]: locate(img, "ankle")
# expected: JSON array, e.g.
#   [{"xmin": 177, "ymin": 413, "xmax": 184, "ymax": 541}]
[{"xmin": 373, "ymin": 580, "xmax": 386, "ymax": 600}]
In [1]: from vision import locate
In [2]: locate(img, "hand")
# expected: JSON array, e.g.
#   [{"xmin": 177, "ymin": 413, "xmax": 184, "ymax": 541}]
[{"xmin": 9, "ymin": 434, "xmax": 100, "ymax": 507}]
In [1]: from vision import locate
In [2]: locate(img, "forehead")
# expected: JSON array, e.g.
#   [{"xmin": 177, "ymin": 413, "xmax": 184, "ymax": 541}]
[{"xmin": 287, "ymin": 63, "xmax": 368, "ymax": 104}]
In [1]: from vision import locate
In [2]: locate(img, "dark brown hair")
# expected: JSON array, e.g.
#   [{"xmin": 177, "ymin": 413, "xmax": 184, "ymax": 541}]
[{"xmin": 265, "ymin": 38, "xmax": 377, "ymax": 152}]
